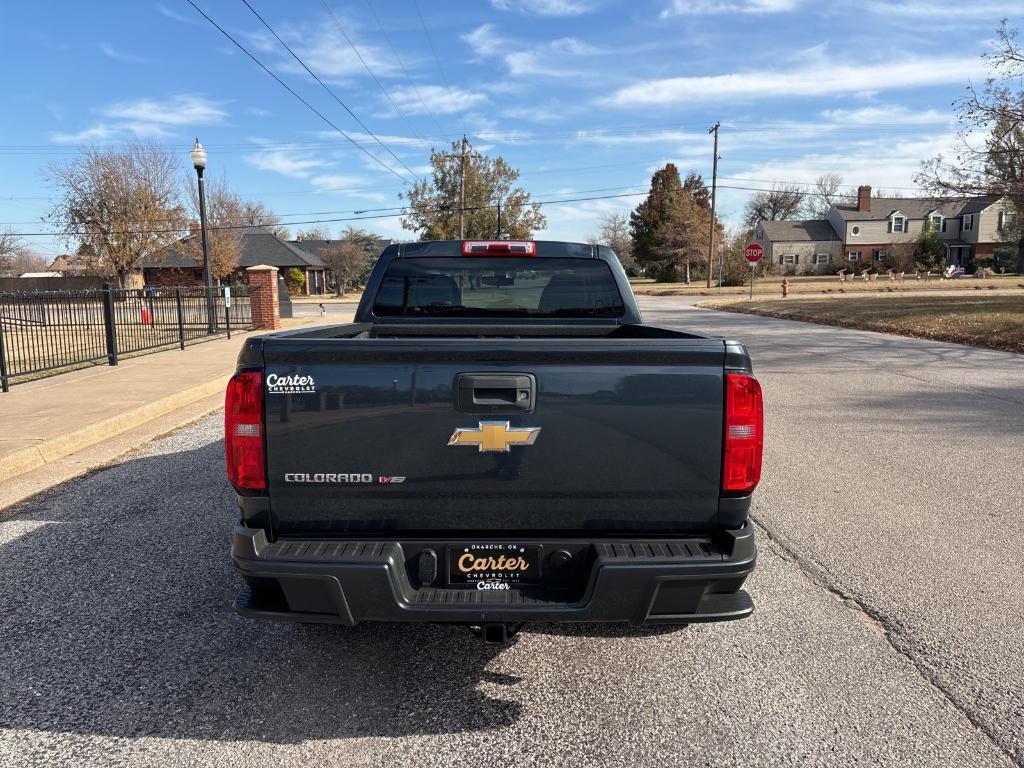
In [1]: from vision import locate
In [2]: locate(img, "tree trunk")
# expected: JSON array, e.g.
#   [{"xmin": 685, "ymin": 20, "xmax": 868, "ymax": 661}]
[{"xmin": 1017, "ymin": 237, "xmax": 1024, "ymax": 275}]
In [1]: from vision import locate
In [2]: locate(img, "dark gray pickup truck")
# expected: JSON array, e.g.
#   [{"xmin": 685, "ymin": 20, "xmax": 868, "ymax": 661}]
[{"xmin": 225, "ymin": 239, "xmax": 762, "ymax": 641}]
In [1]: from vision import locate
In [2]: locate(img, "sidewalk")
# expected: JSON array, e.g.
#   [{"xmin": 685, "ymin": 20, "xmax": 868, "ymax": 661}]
[{"xmin": 0, "ymin": 314, "xmax": 348, "ymax": 510}]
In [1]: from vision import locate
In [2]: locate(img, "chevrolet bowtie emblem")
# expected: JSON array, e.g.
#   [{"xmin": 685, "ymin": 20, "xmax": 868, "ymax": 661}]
[{"xmin": 448, "ymin": 421, "xmax": 541, "ymax": 453}]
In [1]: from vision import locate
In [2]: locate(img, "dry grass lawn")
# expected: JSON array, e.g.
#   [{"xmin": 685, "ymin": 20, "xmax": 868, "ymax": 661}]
[
  {"xmin": 702, "ymin": 293, "xmax": 1024, "ymax": 354},
  {"xmin": 630, "ymin": 274, "xmax": 1024, "ymax": 297}
]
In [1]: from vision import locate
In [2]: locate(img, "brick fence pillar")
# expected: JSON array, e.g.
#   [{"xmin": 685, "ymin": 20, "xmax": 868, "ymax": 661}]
[{"xmin": 246, "ymin": 264, "xmax": 280, "ymax": 331}]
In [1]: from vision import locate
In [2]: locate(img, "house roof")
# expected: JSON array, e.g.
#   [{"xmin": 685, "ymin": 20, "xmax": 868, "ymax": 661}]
[
  {"xmin": 759, "ymin": 219, "xmax": 840, "ymax": 242},
  {"xmin": 956, "ymin": 196, "xmax": 1002, "ymax": 215},
  {"xmin": 832, "ymin": 196, "xmax": 999, "ymax": 221},
  {"xmin": 142, "ymin": 226, "xmax": 326, "ymax": 270}
]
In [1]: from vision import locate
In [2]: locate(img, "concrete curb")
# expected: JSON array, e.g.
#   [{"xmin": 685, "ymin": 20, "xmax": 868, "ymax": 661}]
[{"xmin": 0, "ymin": 376, "xmax": 229, "ymax": 485}]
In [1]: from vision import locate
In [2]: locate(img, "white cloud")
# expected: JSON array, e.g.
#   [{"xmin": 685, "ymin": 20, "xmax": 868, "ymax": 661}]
[
  {"xmin": 48, "ymin": 95, "xmax": 226, "ymax": 144},
  {"xmin": 49, "ymin": 125, "xmax": 119, "ymax": 144},
  {"xmin": 246, "ymin": 149, "xmax": 323, "ymax": 179},
  {"xmin": 310, "ymin": 174, "xmax": 371, "ymax": 192},
  {"xmin": 247, "ymin": 17, "xmax": 396, "ymax": 82},
  {"xmin": 537, "ymin": 196, "xmax": 635, "ymax": 242},
  {"xmin": 737, "ymin": 132, "xmax": 959, "ymax": 193},
  {"xmin": 661, "ymin": 0, "xmax": 799, "ymax": 16},
  {"xmin": 463, "ymin": 24, "xmax": 600, "ymax": 78},
  {"xmin": 490, "ymin": 0, "xmax": 596, "ymax": 16},
  {"xmin": 387, "ymin": 85, "xmax": 487, "ymax": 115},
  {"xmin": 100, "ymin": 44, "xmax": 146, "ymax": 63},
  {"xmin": 863, "ymin": 1, "xmax": 1009, "ymax": 18},
  {"xmin": 156, "ymin": 3, "xmax": 198, "ymax": 24},
  {"xmin": 819, "ymin": 106, "xmax": 950, "ymax": 125},
  {"xmin": 606, "ymin": 56, "xmax": 986, "ymax": 107},
  {"xmin": 99, "ymin": 95, "xmax": 227, "ymax": 126}
]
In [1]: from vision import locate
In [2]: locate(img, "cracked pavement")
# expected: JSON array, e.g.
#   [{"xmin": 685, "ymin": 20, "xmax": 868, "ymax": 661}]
[{"xmin": 0, "ymin": 296, "xmax": 1021, "ymax": 767}]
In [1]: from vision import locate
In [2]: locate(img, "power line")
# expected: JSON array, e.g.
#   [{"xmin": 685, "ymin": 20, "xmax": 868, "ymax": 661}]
[
  {"xmin": 411, "ymin": 0, "xmax": 469, "ymax": 134},
  {"xmin": 10, "ymin": 179, "xmax": 980, "ymax": 239},
  {"xmin": 239, "ymin": 0, "xmax": 423, "ymax": 184},
  {"xmin": 319, "ymin": 0, "xmax": 432, "ymax": 152},
  {"xmin": 183, "ymin": 0, "xmax": 412, "ymax": 186},
  {"xmin": 363, "ymin": 0, "xmax": 448, "ymax": 140},
  {"xmin": 9, "ymin": 190, "xmax": 655, "ymax": 238}
]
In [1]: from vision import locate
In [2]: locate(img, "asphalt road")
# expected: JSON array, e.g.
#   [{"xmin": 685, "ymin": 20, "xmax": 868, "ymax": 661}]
[{"xmin": 1, "ymin": 296, "xmax": 1022, "ymax": 767}]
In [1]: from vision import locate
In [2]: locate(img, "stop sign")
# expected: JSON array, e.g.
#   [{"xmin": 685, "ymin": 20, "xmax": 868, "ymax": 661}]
[{"xmin": 744, "ymin": 243, "xmax": 764, "ymax": 264}]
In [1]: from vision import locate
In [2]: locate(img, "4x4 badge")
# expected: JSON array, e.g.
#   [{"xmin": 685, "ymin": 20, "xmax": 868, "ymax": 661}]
[{"xmin": 448, "ymin": 421, "xmax": 541, "ymax": 453}]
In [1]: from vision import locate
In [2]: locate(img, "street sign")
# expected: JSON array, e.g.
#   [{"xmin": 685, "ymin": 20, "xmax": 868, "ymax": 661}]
[
  {"xmin": 743, "ymin": 242, "xmax": 764, "ymax": 299},
  {"xmin": 223, "ymin": 286, "xmax": 232, "ymax": 308}
]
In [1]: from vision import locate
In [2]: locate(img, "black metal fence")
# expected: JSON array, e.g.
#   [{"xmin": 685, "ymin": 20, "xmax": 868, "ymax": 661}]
[{"xmin": 0, "ymin": 284, "xmax": 255, "ymax": 391}]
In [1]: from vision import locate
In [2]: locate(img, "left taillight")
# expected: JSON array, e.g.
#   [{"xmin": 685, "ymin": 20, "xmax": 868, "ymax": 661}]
[
  {"xmin": 225, "ymin": 371, "xmax": 265, "ymax": 492},
  {"xmin": 722, "ymin": 373, "xmax": 763, "ymax": 494}
]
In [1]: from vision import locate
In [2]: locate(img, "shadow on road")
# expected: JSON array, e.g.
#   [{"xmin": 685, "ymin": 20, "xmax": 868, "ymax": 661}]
[{"xmin": 0, "ymin": 439, "xmax": 520, "ymax": 744}]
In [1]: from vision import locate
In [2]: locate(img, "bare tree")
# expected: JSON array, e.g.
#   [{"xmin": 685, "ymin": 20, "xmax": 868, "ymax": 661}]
[
  {"xmin": 239, "ymin": 200, "xmax": 290, "ymax": 239},
  {"xmin": 47, "ymin": 142, "xmax": 185, "ymax": 286},
  {"xmin": 917, "ymin": 20, "xmax": 1024, "ymax": 273},
  {"xmin": 593, "ymin": 212, "xmax": 635, "ymax": 273},
  {"xmin": 806, "ymin": 173, "xmax": 847, "ymax": 218},
  {"xmin": 320, "ymin": 233, "xmax": 367, "ymax": 296},
  {"xmin": 742, "ymin": 184, "xmax": 805, "ymax": 231},
  {"xmin": 0, "ymin": 227, "xmax": 31, "ymax": 276},
  {"xmin": 295, "ymin": 226, "xmax": 331, "ymax": 241},
  {"xmin": 185, "ymin": 173, "xmax": 244, "ymax": 280}
]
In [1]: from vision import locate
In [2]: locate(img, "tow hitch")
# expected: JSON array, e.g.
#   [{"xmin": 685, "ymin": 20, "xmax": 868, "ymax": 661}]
[{"xmin": 471, "ymin": 623, "xmax": 522, "ymax": 644}]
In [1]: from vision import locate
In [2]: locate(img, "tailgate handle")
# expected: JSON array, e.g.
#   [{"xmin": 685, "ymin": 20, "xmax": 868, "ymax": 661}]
[{"xmin": 455, "ymin": 373, "xmax": 536, "ymax": 413}]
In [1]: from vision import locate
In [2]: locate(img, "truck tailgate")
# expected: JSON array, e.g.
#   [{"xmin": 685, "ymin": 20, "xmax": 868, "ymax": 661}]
[{"xmin": 261, "ymin": 338, "xmax": 726, "ymax": 535}]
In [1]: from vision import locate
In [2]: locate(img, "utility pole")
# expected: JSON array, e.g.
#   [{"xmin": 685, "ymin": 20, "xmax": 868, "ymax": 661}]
[
  {"xmin": 459, "ymin": 135, "xmax": 468, "ymax": 240},
  {"xmin": 707, "ymin": 122, "xmax": 720, "ymax": 289},
  {"xmin": 495, "ymin": 198, "xmax": 501, "ymax": 239}
]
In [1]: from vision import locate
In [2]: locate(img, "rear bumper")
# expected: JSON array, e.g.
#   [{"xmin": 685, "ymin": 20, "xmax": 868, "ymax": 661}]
[{"xmin": 231, "ymin": 523, "xmax": 756, "ymax": 626}]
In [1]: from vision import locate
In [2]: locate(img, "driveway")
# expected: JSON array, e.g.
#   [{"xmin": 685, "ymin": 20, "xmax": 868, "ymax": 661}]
[{"xmin": 0, "ymin": 296, "xmax": 1021, "ymax": 767}]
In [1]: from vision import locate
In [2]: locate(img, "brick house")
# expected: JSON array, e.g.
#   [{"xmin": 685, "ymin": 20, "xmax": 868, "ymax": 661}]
[
  {"xmin": 140, "ymin": 226, "xmax": 328, "ymax": 293},
  {"xmin": 757, "ymin": 185, "xmax": 1016, "ymax": 274}
]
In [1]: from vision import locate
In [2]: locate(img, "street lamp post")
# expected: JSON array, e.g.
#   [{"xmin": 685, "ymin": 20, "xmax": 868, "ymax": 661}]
[{"xmin": 190, "ymin": 139, "xmax": 216, "ymax": 334}]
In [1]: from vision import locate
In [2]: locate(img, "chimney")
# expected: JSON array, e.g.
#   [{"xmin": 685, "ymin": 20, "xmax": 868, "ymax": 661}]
[
  {"xmin": 188, "ymin": 219, "xmax": 201, "ymax": 237},
  {"xmin": 296, "ymin": 234, "xmax": 302, "ymax": 241},
  {"xmin": 857, "ymin": 185, "xmax": 871, "ymax": 212}
]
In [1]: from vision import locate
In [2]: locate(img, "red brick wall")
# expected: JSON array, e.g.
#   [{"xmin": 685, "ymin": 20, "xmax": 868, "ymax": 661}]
[
  {"xmin": 143, "ymin": 268, "xmax": 204, "ymax": 287},
  {"xmin": 246, "ymin": 267, "xmax": 280, "ymax": 331}
]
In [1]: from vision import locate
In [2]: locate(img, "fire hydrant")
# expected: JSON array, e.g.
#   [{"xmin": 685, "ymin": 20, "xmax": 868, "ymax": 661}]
[{"xmin": 782, "ymin": 278, "xmax": 790, "ymax": 297}]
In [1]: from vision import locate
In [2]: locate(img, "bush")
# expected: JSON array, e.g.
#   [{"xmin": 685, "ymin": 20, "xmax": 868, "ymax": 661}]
[
  {"xmin": 284, "ymin": 267, "xmax": 306, "ymax": 295},
  {"xmin": 655, "ymin": 262, "xmax": 680, "ymax": 282}
]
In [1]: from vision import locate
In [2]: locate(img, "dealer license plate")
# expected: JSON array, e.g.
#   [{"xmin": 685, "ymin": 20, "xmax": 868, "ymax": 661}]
[{"xmin": 448, "ymin": 544, "xmax": 541, "ymax": 586}]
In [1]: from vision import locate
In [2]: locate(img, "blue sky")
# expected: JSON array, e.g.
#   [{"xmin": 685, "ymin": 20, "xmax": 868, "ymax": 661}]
[{"xmin": 1, "ymin": 0, "xmax": 1015, "ymax": 259}]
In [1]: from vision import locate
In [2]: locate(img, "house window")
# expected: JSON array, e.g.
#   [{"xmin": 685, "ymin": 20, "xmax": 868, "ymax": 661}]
[
  {"xmin": 930, "ymin": 214, "xmax": 943, "ymax": 231},
  {"xmin": 963, "ymin": 214, "xmax": 973, "ymax": 232},
  {"xmin": 875, "ymin": 250, "xmax": 889, "ymax": 261},
  {"xmin": 782, "ymin": 254, "xmax": 796, "ymax": 265},
  {"xmin": 851, "ymin": 226, "xmax": 860, "ymax": 236},
  {"xmin": 814, "ymin": 253, "xmax": 830, "ymax": 264},
  {"xmin": 998, "ymin": 210, "xmax": 1014, "ymax": 232},
  {"xmin": 892, "ymin": 215, "xmax": 906, "ymax": 233},
  {"xmin": 848, "ymin": 251, "xmax": 861, "ymax": 261},
  {"xmin": 941, "ymin": 218, "xmax": 948, "ymax": 233}
]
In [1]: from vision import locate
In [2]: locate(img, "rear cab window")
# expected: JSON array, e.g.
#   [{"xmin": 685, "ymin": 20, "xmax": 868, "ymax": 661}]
[{"xmin": 372, "ymin": 257, "xmax": 626, "ymax": 319}]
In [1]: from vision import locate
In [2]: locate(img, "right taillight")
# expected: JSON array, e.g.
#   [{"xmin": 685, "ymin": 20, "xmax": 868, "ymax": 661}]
[
  {"xmin": 722, "ymin": 373, "xmax": 763, "ymax": 494},
  {"xmin": 225, "ymin": 370, "xmax": 265, "ymax": 492}
]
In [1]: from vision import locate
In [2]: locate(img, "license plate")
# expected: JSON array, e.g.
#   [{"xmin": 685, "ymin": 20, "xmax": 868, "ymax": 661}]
[{"xmin": 448, "ymin": 544, "xmax": 541, "ymax": 586}]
